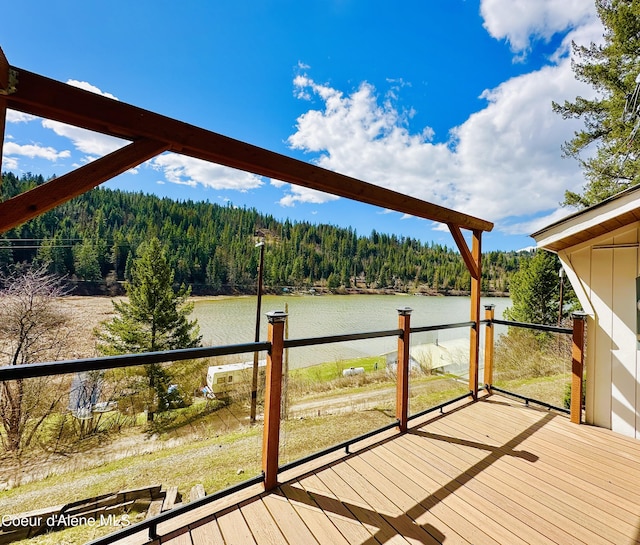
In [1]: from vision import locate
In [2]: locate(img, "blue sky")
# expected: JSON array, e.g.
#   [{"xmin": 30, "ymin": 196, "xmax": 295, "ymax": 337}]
[{"xmin": 2, "ymin": 1, "xmax": 602, "ymax": 251}]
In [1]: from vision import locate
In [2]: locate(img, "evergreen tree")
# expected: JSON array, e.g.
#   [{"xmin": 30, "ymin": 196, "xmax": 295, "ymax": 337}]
[
  {"xmin": 504, "ymin": 251, "xmax": 560, "ymax": 325},
  {"xmin": 74, "ymin": 239, "xmax": 102, "ymax": 281},
  {"xmin": 2, "ymin": 172, "xmax": 527, "ymax": 295},
  {"xmin": 96, "ymin": 237, "xmax": 201, "ymax": 418},
  {"xmin": 553, "ymin": 0, "xmax": 640, "ymax": 207}
]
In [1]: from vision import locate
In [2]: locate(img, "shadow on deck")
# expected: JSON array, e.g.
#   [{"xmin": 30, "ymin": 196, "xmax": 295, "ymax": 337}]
[{"xmin": 108, "ymin": 394, "xmax": 640, "ymax": 545}]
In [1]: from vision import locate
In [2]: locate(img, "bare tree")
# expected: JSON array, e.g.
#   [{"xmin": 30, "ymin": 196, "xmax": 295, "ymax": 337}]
[{"xmin": 0, "ymin": 266, "xmax": 71, "ymax": 455}]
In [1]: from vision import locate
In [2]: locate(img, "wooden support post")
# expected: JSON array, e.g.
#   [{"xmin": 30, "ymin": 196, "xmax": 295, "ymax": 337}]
[
  {"xmin": 483, "ymin": 304, "xmax": 495, "ymax": 390},
  {"xmin": 469, "ymin": 230, "xmax": 482, "ymax": 399},
  {"xmin": 262, "ymin": 310, "xmax": 287, "ymax": 490},
  {"xmin": 396, "ymin": 307, "xmax": 412, "ymax": 432},
  {"xmin": 570, "ymin": 312, "xmax": 587, "ymax": 424}
]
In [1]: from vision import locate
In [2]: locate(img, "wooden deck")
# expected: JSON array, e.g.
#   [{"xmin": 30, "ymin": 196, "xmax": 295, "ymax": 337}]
[{"xmin": 113, "ymin": 394, "xmax": 640, "ymax": 545}]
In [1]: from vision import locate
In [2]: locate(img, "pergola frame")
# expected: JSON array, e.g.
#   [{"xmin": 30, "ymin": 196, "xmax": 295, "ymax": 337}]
[{"xmin": 0, "ymin": 46, "xmax": 492, "ymax": 397}]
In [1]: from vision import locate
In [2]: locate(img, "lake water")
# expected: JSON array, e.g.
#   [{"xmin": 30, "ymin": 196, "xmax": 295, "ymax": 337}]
[{"xmin": 192, "ymin": 295, "xmax": 511, "ymax": 369}]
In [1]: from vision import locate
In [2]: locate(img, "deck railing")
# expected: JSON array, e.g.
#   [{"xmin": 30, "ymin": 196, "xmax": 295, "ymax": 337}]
[
  {"xmin": 482, "ymin": 305, "xmax": 586, "ymax": 424},
  {"xmin": 0, "ymin": 305, "xmax": 586, "ymax": 545}
]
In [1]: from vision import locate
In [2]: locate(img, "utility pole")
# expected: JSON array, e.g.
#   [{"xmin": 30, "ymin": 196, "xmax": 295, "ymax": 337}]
[
  {"xmin": 250, "ymin": 239, "xmax": 265, "ymax": 424},
  {"xmin": 282, "ymin": 302, "xmax": 289, "ymax": 420}
]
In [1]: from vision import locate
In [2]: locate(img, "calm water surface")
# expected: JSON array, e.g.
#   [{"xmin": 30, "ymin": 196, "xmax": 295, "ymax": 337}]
[{"xmin": 192, "ymin": 295, "xmax": 511, "ymax": 369}]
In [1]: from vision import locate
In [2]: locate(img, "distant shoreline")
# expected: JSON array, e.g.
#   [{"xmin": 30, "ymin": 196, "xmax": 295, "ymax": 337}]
[{"xmin": 61, "ymin": 280, "xmax": 510, "ymax": 299}]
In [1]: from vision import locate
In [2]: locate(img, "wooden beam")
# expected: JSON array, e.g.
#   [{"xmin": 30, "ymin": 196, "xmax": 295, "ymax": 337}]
[
  {"xmin": 448, "ymin": 224, "xmax": 480, "ymax": 279},
  {"xmin": 0, "ymin": 138, "xmax": 168, "ymax": 233},
  {"xmin": 4, "ymin": 66, "xmax": 494, "ymax": 233}
]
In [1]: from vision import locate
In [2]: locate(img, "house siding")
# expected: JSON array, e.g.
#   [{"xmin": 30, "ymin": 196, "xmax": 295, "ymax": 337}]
[{"xmin": 561, "ymin": 225, "xmax": 639, "ymax": 438}]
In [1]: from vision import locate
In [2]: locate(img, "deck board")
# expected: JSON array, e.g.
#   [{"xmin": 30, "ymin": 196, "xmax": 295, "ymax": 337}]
[
  {"xmin": 279, "ymin": 483, "xmax": 352, "ymax": 545},
  {"xmin": 216, "ymin": 506, "xmax": 256, "ymax": 545},
  {"xmin": 261, "ymin": 490, "xmax": 321, "ymax": 544},
  {"xmin": 240, "ymin": 498, "xmax": 288, "ymax": 545},
  {"xmin": 314, "ymin": 468, "xmax": 411, "ymax": 545},
  {"xmin": 470, "ymin": 400, "xmax": 640, "ymax": 500},
  {"xmin": 295, "ymin": 474, "xmax": 382, "ymax": 544},
  {"xmin": 108, "ymin": 395, "xmax": 640, "ymax": 545},
  {"xmin": 159, "ymin": 532, "xmax": 191, "ymax": 545},
  {"xmin": 418, "ymin": 413, "xmax": 627, "ymax": 544},
  {"xmin": 434, "ymin": 414, "xmax": 637, "ymax": 543},
  {"xmin": 189, "ymin": 517, "xmax": 224, "ymax": 545},
  {"xmin": 385, "ymin": 436, "xmax": 532, "ymax": 545}
]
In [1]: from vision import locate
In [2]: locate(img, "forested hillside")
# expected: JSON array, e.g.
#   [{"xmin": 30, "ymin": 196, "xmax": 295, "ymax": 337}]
[{"xmin": 0, "ymin": 172, "xmax": 527, "ymax": 295}]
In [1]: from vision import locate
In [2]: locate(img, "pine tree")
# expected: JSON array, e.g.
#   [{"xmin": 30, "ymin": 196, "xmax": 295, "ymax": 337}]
[
  {"xmin": 553, "ymin": 0, "xmax": 640, "ymax": 207},
  {"xmin": 74, "ymin": 239, "xmax": 102, "ymax": 281},
  {"xmin": 96, "ymin": 237, "xmax": 201, "ymax": 418},
  {"xmin": 504, "ymin": 251, "xmax": 560, "ymax": 325}
]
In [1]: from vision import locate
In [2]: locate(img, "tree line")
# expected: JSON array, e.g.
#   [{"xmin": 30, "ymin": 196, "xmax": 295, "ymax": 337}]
[{"xmin": 0, "ymin": 172, "xmax": 528, "ymax": 294}]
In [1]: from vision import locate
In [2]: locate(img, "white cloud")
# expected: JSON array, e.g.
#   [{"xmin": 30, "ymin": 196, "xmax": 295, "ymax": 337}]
[
  {"xmin": 6, "ymin": 110, "xmax": 37, "ymax": 124},
  {"xmin": 480, "ymin": 0, "xmax": 597, "ymax": 54},
  {"xmin": 2, "ymin": 156, "xmax": 18, "ymax": 170},
  {"xmin": 288, "ymin": 77, "xmax": 452, "ymax": 204},
  {"xmin": 278, "ymin": 185, "xmax": 339, "ymax": 207},
  {"xmin": 66, "ymin": 80, "xmax": 118, "ymax": 100},
  {"xmin": 503, "ymin": 206, "xmax": 578, "ymax": 236},
  {"xmin": 450, "ymin": 57, "xmax": 595, "ymax": 222},
  {"xmin": 280, "ymin": 5, "xmax": 607, "ymax": 234},
  {"xmin": 41, "ymin": 120, "xmax": 126, "ymax": 157},
  {"xmin": 3, "ymin": 141, "xmax": 71, "ymax": 161},
  {"xmin": 286, "ymin": 41, "xmax": 597, "ymax": 235},
  {"xmin": 150, "ymin": 153, "xmax": 264, "ymax": 191},
  {"xmin": 271, "ymin": 177, "xmax": 337, "ymax": 205}
]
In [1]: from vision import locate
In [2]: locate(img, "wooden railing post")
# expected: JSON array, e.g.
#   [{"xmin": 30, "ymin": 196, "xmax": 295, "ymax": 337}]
[
  {"xmin": 469, "ymin": 230, "xmax": 482, "ymax": 400},
  {"xmin": 570, "ymin": 312, "xmax": 587, "ymax": 424},
  {"xmin": 483, "ymin": 304, "xmax": 495, "ymax": 390},
  {"xmin": 262, "ymin": 310, "xmax": 287, "ymax": 490},
  {"xmin": 396, "ymin": 307, "xmax": 412, "ymax": 432}
]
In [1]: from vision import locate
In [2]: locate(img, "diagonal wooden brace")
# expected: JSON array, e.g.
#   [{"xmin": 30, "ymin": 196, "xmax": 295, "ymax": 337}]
[{"xmin": 448, "ymin": 223, "xmax": 480, "ymax": 279}]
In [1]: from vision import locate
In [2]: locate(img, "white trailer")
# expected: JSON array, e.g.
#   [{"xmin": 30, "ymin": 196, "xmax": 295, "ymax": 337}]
[{"xmin": 206, "ymin": 360, "xmax": 266, "ymax": 397}]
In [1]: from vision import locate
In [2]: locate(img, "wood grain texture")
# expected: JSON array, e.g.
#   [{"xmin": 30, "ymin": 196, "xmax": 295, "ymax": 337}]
[{"xmin": 106, "ymin": 395, "xmax": 640, "ymax": 545}]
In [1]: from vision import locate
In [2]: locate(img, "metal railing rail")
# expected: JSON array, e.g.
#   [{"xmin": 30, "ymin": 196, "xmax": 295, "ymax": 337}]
[
  {"xmin": 0, "ymin": 342, "xmax": 271, "ymax": 381},
  {"xmin": 411, "ymin": 320, "xmax": 476, "ymax": 334},
  {"xmin": 492, "ymin": 318, "xmax": 572, "ymax": 335},
  {"xmin": 489, "ymin": 385, "xmax": 570, "ymax": 414},
  {"xmin": 283, "ymin": 328, "xmax": 402, "ymax": 349}
]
